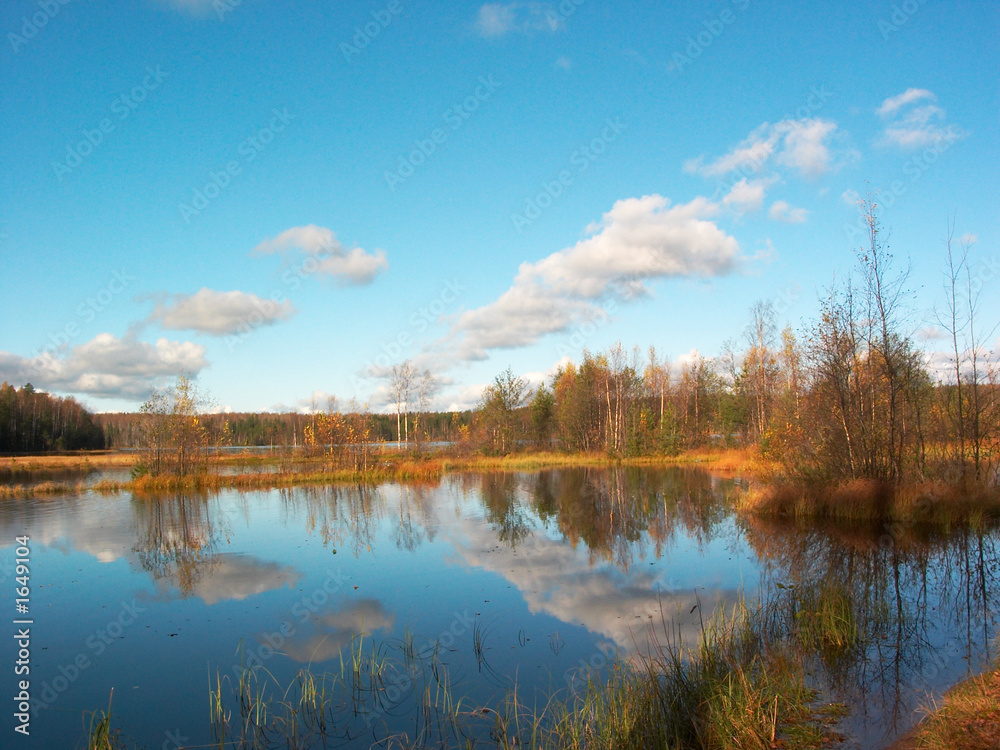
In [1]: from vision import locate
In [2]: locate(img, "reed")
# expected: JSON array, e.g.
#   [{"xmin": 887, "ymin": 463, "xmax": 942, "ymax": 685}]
[{"xmin": 86, "ymin": 690, "xmax": 130, "ymax": 750}]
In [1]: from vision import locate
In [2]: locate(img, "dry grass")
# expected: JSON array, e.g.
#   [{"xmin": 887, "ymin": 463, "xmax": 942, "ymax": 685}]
[
  {"xmin": 3, "ymin": 447, "xmax": 772, "ymax": 497},
  {"xmin": 890, "ymin": 666, "xmax": 1000, "ymax": 750},
  {"xmin": 0, "ymin": 452, "xmax": 136, "ymax": 472},
  {"xmin": 739, "ymin": 478, "xmax": 1000, "ymax": 524}
]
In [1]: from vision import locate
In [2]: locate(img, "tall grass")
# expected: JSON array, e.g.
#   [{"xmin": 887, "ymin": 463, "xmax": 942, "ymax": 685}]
[{"xmin": 739, "ymin": 478, "xmax": 1000, "ymax": 524}]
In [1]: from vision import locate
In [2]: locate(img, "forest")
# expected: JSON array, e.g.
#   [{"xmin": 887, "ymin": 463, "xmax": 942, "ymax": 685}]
[{"xmin": 4, "ymin": 206, "xmax": 998, "ymax": 492}]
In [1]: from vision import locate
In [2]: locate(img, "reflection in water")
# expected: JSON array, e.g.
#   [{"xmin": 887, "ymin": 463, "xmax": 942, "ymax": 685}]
[
  {"xmin": 743, "ymin": 515, "xmax": 1000, "ymax": 748},
  {"xmin": 131, "ymin": 494, "xmax": 222, "ymax": 595},
  {"xmin": 282, "ymin": 599, "xmax": 395, "ymax": 663},
  {"xmin": 1, "ymin": 468, "xmax": 997, "ymax": 749},
  {"xmin": 525, "ymin": 467, "xmax": 733, "ymax": 569}
]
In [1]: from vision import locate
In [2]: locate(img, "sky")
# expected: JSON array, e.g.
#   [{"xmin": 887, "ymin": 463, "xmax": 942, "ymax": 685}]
[{"xmin": 1, "ymin": 0, "xmax": 998, "ymax": 414}]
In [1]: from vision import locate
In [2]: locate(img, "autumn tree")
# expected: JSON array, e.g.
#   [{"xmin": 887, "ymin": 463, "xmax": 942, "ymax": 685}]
[
  {"xmin": 477, "ymin": 367, "xmax": 529, "ymax": 454},
  {"xmin": 138, "ymin": 375, "xmax": 214, "ymax": 477},
  {"xmin": 389, "ymin": 361, "xmax": 416, "ymax": 446},
  {"xmin": 530, "ymin": 384, "xmax": 555, "ymax": 447}
]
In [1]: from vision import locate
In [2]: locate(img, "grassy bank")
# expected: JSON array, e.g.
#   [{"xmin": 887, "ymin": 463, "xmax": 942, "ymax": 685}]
[
  {"xmin": 738, "ymin": 478, "xmax": 1000, "ymax": 525},
  {"xmin": 2, "ymin": 448, "xmax": 761, "ymax": 497},
  {"xmin": 889, "ymin": 664, "xmax": 1000, "ymax": 750}
]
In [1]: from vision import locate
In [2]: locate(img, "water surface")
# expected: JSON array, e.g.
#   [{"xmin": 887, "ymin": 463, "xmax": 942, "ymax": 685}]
[{"xmin": 0, "ymin": 467, "xmax": 996, "ymax": 748}]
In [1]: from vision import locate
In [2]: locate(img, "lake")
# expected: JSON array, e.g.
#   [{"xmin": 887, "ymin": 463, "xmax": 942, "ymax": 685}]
[{"xmin": 1, "ymin": 467, "xmax": 997, "ymax": 748}]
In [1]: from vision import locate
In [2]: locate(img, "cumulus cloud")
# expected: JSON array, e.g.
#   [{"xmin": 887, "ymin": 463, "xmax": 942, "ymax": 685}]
[
  {"xmin": 252, "ymin": 224, "xmax": 389, "ymax": 285},
  {"xmin": 685, "ymin": 118, "xmax": 843, "ymax": 179},
  {"xmin": 149, "ymin": 288, "xmax": 296, "ymax": 335},
  {"xmin": 876, "ymin": 89, "xmax": 967, "ymax": 149},
  {"xmin": 281, "ymin": 599, "xmax": 395, "ymax": 663},
  {"xmin": 0, "ymin": 333, "xmax": 207, "ymax": 400},
  {"xmin": 159, "ymin": 554, "xmax": 301, "ymax": 605},
  {"xmin": 722, "ymin": 178, "xmax": 771, "ymax": 214},
  {"xmin": 768, "ymin": 200, "xmax": 809, "ymax": 224},
  {"xmin": 442, "ymin": 495, "xmax": 741, "ymax": 656},
  {"xmin": 446, "ymin": 195, "xmax": 741, "ymax": 360},
  {"xmin": 475, "ymin": 2, "xmax": 561, "ymax": 37}
]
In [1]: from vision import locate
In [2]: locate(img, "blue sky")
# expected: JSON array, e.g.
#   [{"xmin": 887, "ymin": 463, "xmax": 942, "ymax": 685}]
[{"xmin": 1, "ymin": 0, "xmax": 997, "ymax": 413}]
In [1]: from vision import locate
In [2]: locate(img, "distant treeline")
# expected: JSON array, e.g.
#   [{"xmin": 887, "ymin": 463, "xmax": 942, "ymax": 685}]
[
  {"xmin": 97, "ymin": 409, "xmax": 471, "ymax": 450},
  {"xmin": 0, "ymin": 382, "xmax": 105, "ymax": 452}
]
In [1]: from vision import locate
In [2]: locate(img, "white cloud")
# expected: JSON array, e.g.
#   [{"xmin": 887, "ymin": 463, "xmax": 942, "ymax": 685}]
[
  {"xmin": 768, "ymin": 200, "xmax": 809, "ymax": 224},
  {"xmin": 441, "ymin": 487, "xmax": 742, "ymax": 657},
  {"xmin": 475, "ymin": 3, "xmax": 561, "ymax": 37},
  {"xmin": 776, "ymin": 119, "xmax": 837, "ymax": 177},
  {"xmin": 686, "ymin": 118, "xmax": 844, "ymax": 180},
  {"xmin": 722, "ymin": 178, "xmax": 771, "ymax": 214},
  {"xmin": 923, "ymin": 347, "xmax": 999, "ymax": 384},
  {"xmin": 876, "ymin": 89, "xmax": 966, "ymax": 149},
  {"xmin": 841, "ymin": 188, "xmax": 861, "ymax": 207},
  {"xmin": 158, "ymin": 554, "xmax": 301, "ymax": 605},
  {"xmin": 918, "ymin": 326, "xmax": 947, "ymax": 342},
  {"xmin": 0, "ymin": 333, "xmax": 207, "ymax": 400},
  {"xmin": 448, "ymin": 195, "xmax": 742, "ymax": 360},
  {"xmin": 149, "ymin": 288, "xmax": 296, "ymax": 335},
  {"xmin": 555, "ymin": 55, "xmax": 572, "ymax": 70},
  {"xmin": 960, "ymin": 233, "xmax": 978, "ymax": 246},
  {"xmin": 252, "ymin": 224, "xmax": 389, "ymax": 285},
  {"xmin": 444, "ymin": 383, "xmax": 489, "ymax": 412},
  {"xmin": 876, "ymin": 88, "xmax": 935, "ymax": 117},
  {"xmin": 281, "ymin": 599, "xmax": 395, "ymax": 663}
]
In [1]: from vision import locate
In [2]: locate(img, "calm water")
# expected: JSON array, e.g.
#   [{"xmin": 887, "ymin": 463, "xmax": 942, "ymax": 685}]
[{"xmin": 0, "ymin": 467, "xmax": 997, "ymax": 748}]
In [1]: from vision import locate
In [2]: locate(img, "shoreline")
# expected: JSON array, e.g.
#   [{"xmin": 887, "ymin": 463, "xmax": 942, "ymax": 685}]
[
  {"xmin": 2, "ymin": 449, "xmax": 998, "ymax": 527},
  {"xmin": 0, "ymin": 447, "xmax": 758, "ymax": 497},
  {"xmin": 886, "ymin": 664, "xmax": 1000, "ymax": 750}
]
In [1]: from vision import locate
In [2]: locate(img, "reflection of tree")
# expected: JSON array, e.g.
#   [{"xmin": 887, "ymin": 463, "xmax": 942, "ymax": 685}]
[
  {"xmin": 131, "ymin": 494, "xmax": 221, "ymax": 595},
  {"xmin": 522, "ymin": 467, "xmax": 732, "ymax": 570},
  {"xmin": 479, "ymin": 473, "xmax": 532, "ymax": 548},
  {"xmin": 290, "ymin": 484, "xmax": 387, "ymax": 556},
  {"xmin": 393, "ymin": 485, "xmax": 436, "ymax": 552},
  {"xmin": 742, "ymin": 514, "xmax": 1000, "ymax": 743}
]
